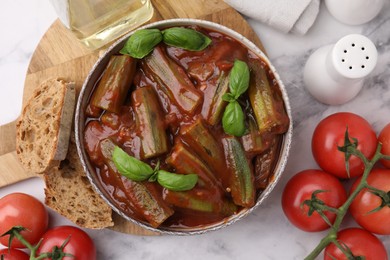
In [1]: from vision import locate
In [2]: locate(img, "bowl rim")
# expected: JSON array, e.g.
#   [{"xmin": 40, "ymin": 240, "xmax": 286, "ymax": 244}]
[{"xmin": 75, "ymin": 18, "xmax": 293, "ymax": 235}]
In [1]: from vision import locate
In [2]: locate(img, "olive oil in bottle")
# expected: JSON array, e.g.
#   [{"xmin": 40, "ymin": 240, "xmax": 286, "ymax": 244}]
[{"xmin": 50, "ymin": 0, "xmax": 154, "ymax": 49}]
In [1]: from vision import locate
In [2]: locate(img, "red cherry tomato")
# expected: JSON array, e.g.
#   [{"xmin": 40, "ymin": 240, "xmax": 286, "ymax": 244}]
[
  {"xmin": 0, "ymin": 248, "xmax": 29, "ymax": 260},
  {"xmin": 0, "ymin": 193, "xmax": 48, "ymax": 248},
  {"xmin": 281, "ymin": 169, "xmax": 347, "ymax": 232},
  {"xmin": 36, "ymin": 226, "xmax": 96, "ymax": 260},
  {"xmin": 379, "ymin": 123, "xmax": 390, "ymax": 168},
  {"xmin": 350, "ymin": 168, "xmax": 390, "ymax": 234},
  {"xmin": 312, "ymin": 112, "xmax": 377, "ymax": 178},
  {"xmin": 324, "ymin": 228, "xmax": 388, "ymax": 260}
]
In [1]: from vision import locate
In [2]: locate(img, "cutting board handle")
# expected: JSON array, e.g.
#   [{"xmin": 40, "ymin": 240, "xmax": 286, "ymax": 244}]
[
  {"xmin": 0, "ymin": 119, "xmax": 17, "ymax": 155},
  {"xmin": 0, "ymin": 119, "xmax": 37, "ymax": 187}
]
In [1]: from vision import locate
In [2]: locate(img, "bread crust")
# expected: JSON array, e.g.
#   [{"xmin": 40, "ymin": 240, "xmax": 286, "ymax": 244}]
[
  {"xmin": 16, "ymin": 78, "xmax": 75, "ymax": 174},
  {"xmin": 16, "ymin": 78, "xmax": 113, "ymax": 229},
  {"xmin": 44, "ymin": 135, "xmax": 114, "ymax": 229}
]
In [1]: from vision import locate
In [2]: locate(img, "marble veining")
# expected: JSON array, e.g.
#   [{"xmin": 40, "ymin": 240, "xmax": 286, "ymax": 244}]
[{"xmin": 0, "ymin": 0, "xmax": 389, "ymax": 259}]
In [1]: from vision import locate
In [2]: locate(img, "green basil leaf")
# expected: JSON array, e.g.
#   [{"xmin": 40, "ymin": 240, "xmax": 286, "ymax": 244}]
[
  {"xmin": 222, "ymin": 101, "xmax": 246, "ymax": 136},
  {"xmin": 162, "ymin": 27, "xmax": 212, "ymax": 51},
  {"xmin": 222, "ymin": 93, "xmax": 236, "ymax": 103},
  {"xmin": 120, "ymin": 29, "xmax": 163, "ymax": 59},
  {"xmin": 229, "ymin": 60, "xmax": 250, "ymax": 98},
  {"xmin": 112, "ymin": 146, "xmax": 154, "ymax": 181},
  {"xmin": 157, "ymin": 170, "xmax": 198, "ymax": 191}
]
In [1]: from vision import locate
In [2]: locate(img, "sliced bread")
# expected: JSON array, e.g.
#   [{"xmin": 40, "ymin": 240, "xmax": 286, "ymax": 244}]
[
  {"xmin": 44, "ymin": 134, "xmax": 114, "ymax": 229},
  {"xmin": 16, "ymin": 78, "xmax": 76, "ymax": 174}
]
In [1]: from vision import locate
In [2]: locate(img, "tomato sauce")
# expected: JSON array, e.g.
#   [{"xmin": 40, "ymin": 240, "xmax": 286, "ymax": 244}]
[{"xmin": 84, "ymin": 26, "xmax": 288, "ymax": 229}]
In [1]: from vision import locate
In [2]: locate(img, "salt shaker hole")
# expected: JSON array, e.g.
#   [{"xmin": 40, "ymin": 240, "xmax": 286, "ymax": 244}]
[
  {"xmin": 361, "ymin": 65, "xmax": 365, "ymax": 68},
  {"xmin": 342, "ymin": 59, "xmax": 345, "ymax": 62},
  {"xmin": 362, "ymin": 47, "xmax": 365, "ymax": 50},
  {"xmin": 344, "ymin": 50, "xmax": 347, "ymax": 53},
  {"xmin": 352, "ymin": 43, "xmax": 355, "ymax": 47},
  {"xmin": 366, "ymin": 56, "xmax": 370, "ymax": 59},
  {"xmin": 349, "ymin": 66, "xmax": 353, "ymax": 69}
]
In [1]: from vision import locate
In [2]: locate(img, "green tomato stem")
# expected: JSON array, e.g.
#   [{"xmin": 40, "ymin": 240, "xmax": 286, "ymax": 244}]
[
  {"xmin": 29, "ymin": 239, "xmax": 44, "ymax": 260},
  {"xmin": 304, "ymin": 145, "xmax": 383, "ymax": 260},
  {"xmin": 9, "ymin": 229, "xmax": 43, "ymax": 260},
  {"xmin": 305, "ymin": 233, "xmax": 337, "ymax": 260},
  {"xmin": 312, "ymin": 202, "xmax": 340, "ymax": 215},
  {"xmin": 332, "ymin": 239, "xmax": 354, "ymax": 259},
  {"xmin": 5, "ymin": 228, "xmax": 72, "ymax": 260},
  {"xmin": 33, "ymin": 253, "xmax": 51, "ymax": 260},
  {"xmin": 381, "ymin": 154, "xmax": 390, "ymax": 161},
  {"xmin": 365, "ymin": 184, "xmax": 388, "ymax": 199},
  {"xmin": 10, "ymin": 229, "xmax": 34, "ymax": 252}
]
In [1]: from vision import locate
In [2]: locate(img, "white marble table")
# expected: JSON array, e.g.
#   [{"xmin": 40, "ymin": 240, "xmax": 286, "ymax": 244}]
[{"xmin": 1, "ymin": 1, "xmax": 389, "ymax": 259}]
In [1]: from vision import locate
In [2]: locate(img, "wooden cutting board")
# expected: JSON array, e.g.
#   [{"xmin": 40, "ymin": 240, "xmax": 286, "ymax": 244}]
[{"xmin": 0, "ymin": 0, "xmax": 264, "ymax": 235}]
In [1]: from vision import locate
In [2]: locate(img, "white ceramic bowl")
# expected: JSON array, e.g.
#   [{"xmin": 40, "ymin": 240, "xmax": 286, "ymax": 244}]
[{"xmin": 75, "ymin": 18, "xmax": 293, "ymax": 235}]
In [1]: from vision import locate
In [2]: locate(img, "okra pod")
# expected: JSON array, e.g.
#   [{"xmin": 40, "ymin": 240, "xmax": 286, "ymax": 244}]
[
  {"xmin": 99, "ymin": 138, "xmax": 145, "ymax": 218},
  {"xmin": 254, "ymin": 135, "xmax": 281, "ymax": 189},
  {"xmin": 121, "ymin": 179, "xmax": 174, "ymax": 228},
  {"xmin": 99, "ymin": 138, "xmax": 120, "ymax": 171},
  {"xmin": 248, "ymin": 59, "xmax": 289, "ymax": 134},
  {"xmin": 142, "ymin": 46, "xmax": 203, "ymax": 115},
  {"xmin": 98, "ymin": 161, "xmax": 143, "ymax": 220},
  {"xmin": 202, "ymin": 70, "xmax": 230, "ymax": 125},
  {"xmin": 164, "ymin": 190, "xmax": 237, "ymax": 216},
  {"xmin": 222, "ymin": 136, "xmax": 255, "ymax": 208},
  {"xmin": 241, "ymin": 117, "xmax": 271, "ymax": 155},
  {"xmin": 180, "ymin": 118, "xmax": 229, "ymax": 189},
  {"xmin": 131, "ymin": 86, "xmax": 169, "ymax": 159},
  {"xmin": 91, "ymin": 55, "xmax": 137, "ymax": 113},
  {"xmin": 99, "ymin": 138, "xmax": 174, "ymax": 227},
  {"xmin": 166, "ymin": 141, "xmax": 224, "ymax": 196}
]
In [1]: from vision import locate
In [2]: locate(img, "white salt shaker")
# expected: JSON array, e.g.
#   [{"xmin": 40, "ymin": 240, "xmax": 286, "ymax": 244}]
[
  {"xmin": 303, "ymin": 34, "xmax": 378, "ymax": 105},
  {"xmin": 325, "ymin": 0, "xmax": 384, "ymax": 25}
]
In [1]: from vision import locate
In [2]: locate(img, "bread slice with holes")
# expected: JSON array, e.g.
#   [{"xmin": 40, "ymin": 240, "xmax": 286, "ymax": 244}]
[
  {"xmin": 15, "ymin": 78, "xmax": 113, "ymax": 229},
  {"xmin": 16, "ymin": 78, "xmax": 76, "ymax": 174},
  {"xmin": 44, "ymin": 134, "xmax": 114, "ymax": 229}
]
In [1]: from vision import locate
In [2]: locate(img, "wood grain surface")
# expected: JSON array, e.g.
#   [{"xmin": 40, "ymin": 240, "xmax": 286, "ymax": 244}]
[{"xmin": 0, "ymin": 0, "xmax": 264, "ymax": 235}]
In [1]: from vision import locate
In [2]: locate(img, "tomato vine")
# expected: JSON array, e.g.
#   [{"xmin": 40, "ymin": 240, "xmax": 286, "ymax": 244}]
[
  {"xmin": 1, "ymin": 227, "xmax": 73, "ymax": 260},
  {"xmin": 305, "ymin": 130, "xmax": 390, "ymax": 259}
]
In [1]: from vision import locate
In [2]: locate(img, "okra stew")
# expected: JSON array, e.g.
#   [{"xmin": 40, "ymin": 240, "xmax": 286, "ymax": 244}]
[{"xmin": 83, "ymin": 23, "xmax": 290, "ymax": 231}]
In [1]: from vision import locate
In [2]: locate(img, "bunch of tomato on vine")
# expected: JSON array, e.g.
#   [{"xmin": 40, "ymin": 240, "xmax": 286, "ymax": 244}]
[
  {"xmin": 0, "ymin": 193, "xmax": 96, "ymax": 260},
  {"xmin": 282, "ymin": 112, "xmax": 390, "ymax": 260}
]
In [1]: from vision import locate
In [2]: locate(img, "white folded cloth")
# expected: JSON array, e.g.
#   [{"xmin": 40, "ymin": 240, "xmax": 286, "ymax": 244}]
[{"xmin": 224, "ymin": 0, "xmax": 320, "ymax": 34}]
